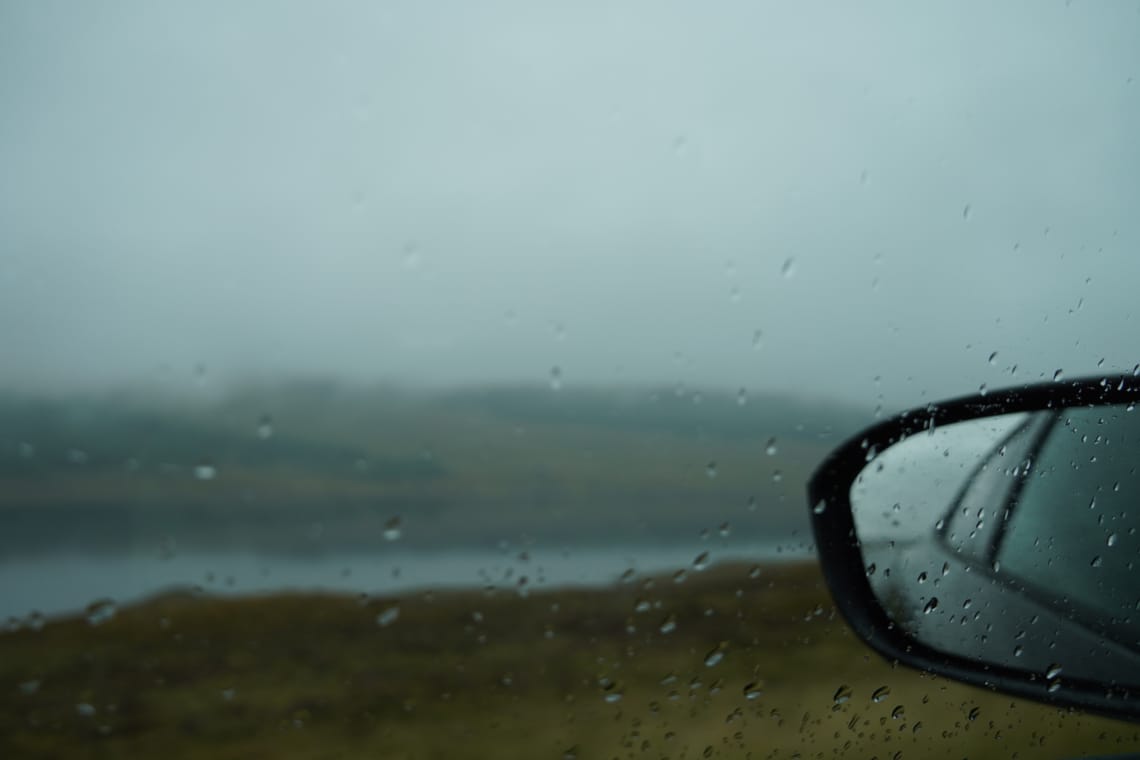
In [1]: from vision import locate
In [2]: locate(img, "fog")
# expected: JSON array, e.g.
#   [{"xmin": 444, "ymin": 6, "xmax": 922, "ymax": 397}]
[{"xmin": 2, "ymin": 1, "xmax": 1139, "ymax": 408}]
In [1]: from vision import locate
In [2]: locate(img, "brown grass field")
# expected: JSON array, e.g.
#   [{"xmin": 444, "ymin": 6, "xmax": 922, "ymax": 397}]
[{"xmin": 1, "ymin": 560, "xmax": 1136, "ymax": 759}]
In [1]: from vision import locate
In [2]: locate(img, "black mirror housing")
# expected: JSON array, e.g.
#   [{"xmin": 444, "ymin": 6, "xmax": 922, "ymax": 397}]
[{"xmin": 808, "ymin": 375, "xmax": 1140, "ymax": 723}]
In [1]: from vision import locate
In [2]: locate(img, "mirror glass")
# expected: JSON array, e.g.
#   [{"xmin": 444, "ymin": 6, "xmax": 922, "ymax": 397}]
[{"xmin": 851, "ymin": 404, "xmax": 1140, "ymax": 691}]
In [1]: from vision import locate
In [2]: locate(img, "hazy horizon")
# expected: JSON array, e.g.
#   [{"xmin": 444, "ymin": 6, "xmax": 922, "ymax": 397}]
[{"xmin": 3, "ymin": 1, "xmax": 1139, "ymax": 409}]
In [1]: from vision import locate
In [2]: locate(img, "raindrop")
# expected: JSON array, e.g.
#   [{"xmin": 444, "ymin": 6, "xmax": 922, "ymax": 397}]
[
  {"xmin": 256, "ymin": 415, "xmax": 274, "ymax": 440},
  {"xmin": 718, "ymin": 522, "xmax": 731, "ymax": 537},
  {"xmin": 813, "ymin": 499, "xmax": 827, "ymax": 515},
  {"xmin": 781, "ymin": 258, "xmax": 796, "ymax": 278},
  {"xmin": 693, "ymin": 551, "xmax": 710, "ymax": 571},
  {"xmin": 76, "ymin": 703, "xmax": 96, "ymax": 718},
  {"xmin": 659, "ymin": 614, "xmax": 678, "ymax": 635},
  {"xmin": 751, "ymin": 330, "xmax": 763, "ymax": 350},
  {"xmin": 1053, "ymin": 369, "xmax": 1064, "ymax": 382},
  {"xmin": 376, "ymin": 606, "xmax": 400, "ymax": 627},
  {"xmin": 771, "ymin": 470, "xmax": 783, "ymax": 483},
  {"xmin": 704, "ymin": 643, "xmax": 727, "ymax": 668},
  {"xmin": 402, "ymin": 241, "xmax": 420, "ymax": 269},
  {"xmin": 833, "ymin": 685, "xmax": 853, "ymax": 705},
  {"xmin": 988, "ymin": 351, "xmax": 998, "ymax": 365},
  {"xmin": 979, "ymin": 383, "xmax": 988, "ymax": 396},
  {"xmin": 891, "ymin": 705, "xmax": 905, "ymax": 720},
  {"xmin": 603, "ymin": 691, "xmax": 624, "ymax": 704},
  {"xmin": 967, "ymin": 706, "xmax": 981, "ymax": 721},
  {"xmin": 916, "ymin": 572, "xmax": 927, "ymax": 584},
  {"xmin": 1013, "ymin": 645, "xmax": 1024, "ymax": 657},
  {"xmin": 765, "ymin": 438, "xmax": 778, "ymax": 456},
  {"xmin": 549, "ymin": 366, "xmax": 563, "ymax": 391},
  {"xmin": 1045, "ymin": 664, "xmax": 1063, "ymax": 680},
  {"xmin": 736, "ymin": 388, "xmax": 748, "ymax": 406},
  {"xmin": 86, "ymin": 599, "xmax": 117, "ymax": 626},
  {"xmin": 706, "ymin": 461, "xmax": 718, "ymax": 478},
  {"xmin": 922, "ymin": 597, "xmax": 939, "ymax": 614},
  {"xmin": 383, "ymin": 517, "xmax": 403, "ymax": 541},
  {"xmin": 1090, "ymin": 555, "xmax": 1103, "ymax": 568},
  {"xmin": 1107, "ymin": 533, "xmax": 1118, "ymax": 548},
  {"xmin": 193, "ymin": 463, "xmax": 217, "ymax": 481},
  {"xmin": 743, "ymin": 682, "xmax": 764, "ymax": 700},
  {"xmin": 871, "ymin": 686, "xmax": 891, "ymax": 703},
  {"xmin": 859, "ymin": 169, "xmax": 870, "ymax": 185},
  {"xmin": 962, "ymin": 203, "xmax": 972, "ymax": 220}
]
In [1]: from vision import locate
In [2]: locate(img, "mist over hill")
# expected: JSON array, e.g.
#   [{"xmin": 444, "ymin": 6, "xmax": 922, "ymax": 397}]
[{"xmin": 0, "ymin": 382, "xmax": 872, "ymax": 556}]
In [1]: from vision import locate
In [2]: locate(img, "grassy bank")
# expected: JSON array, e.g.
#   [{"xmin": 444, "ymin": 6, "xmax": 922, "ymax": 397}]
[{"xmin": 1, "ymin": 561, "xmax": 1135, "ymax": 759}]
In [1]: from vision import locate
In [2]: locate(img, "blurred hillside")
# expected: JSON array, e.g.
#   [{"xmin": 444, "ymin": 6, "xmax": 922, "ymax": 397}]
[{"xmin": 0, "ymin": 383, "xmax": 872, "ymax": 555}]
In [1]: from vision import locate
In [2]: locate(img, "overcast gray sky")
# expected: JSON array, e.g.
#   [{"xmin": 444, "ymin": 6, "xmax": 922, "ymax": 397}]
[{"xmin": 1, "ymin": 0, "xmax": 1138, "ymax": 408}]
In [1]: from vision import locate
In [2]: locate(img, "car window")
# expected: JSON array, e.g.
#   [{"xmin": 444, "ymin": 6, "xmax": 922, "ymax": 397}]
[
  {"xmin": 2, "ymin": 2, "xmax": 1140, "ymax": 757},
  {"xmin": 997, "ymin": 404, "xmax": 1140, "ymax": 639}
]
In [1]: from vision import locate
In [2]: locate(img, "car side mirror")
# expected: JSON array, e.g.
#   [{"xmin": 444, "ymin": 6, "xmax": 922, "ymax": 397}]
[{"xmin": 809, "ymin": 376, "xmax": 1140, "ymax": 722}]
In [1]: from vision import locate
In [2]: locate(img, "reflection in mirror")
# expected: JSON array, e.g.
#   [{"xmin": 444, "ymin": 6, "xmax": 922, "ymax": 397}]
[{"xmin": 851, "ymin": 406, "xmax": 1140, "ymax": 691}]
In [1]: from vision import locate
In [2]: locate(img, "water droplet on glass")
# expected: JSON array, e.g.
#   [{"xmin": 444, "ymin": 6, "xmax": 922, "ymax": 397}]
[
  {"xmin": 383, "ymin": 517, "xmax": 403, "ymax": 541},
  {"xmin": 718, "ymin": 522, "xmax": 731, "ymax": 537},
  {"xmin": 988, "ymin": 351, "xmax": 998, "ymax": 365},
  {"xmin": 771, "ymin": 470, "xmax": 783, "ymax": 483},
  {"xmin": 833, "ymin": 685, "xmax": 853, "ymax": 705},
  {"xmin": 376, "ymin": 606, "xmax": 400, "ymax": 627},
  {"xmin": 891, "ymin": 705, "xmax": 905, "ymax": 720},
  {"xmin": 86, "ymin": 599, "xmax": 116, "ymax": 626},
  {"xmin": 706, "ymin": 461, "xmax": 718, "ymax": 478},
  {"xmin": 736, "ymin": 388, "xmax": 748, "ymax": 406},
  {"xmin": 693, "ymin": 551, "xmax": 710, "ymax": 571},
  {"xmin": 1045, "ymin": 663, "xmax": 1063, "ymax": 680},
  {"xmin": 781, "ymin": 258, "xmax": 796, "ymax": 279},
  {"xmin": 859, "ymin": 169, "xmax": 870, "ymax": 185},
  {"xmin": 549, "ymin": 366, "xmax": 563, "ymax": 391},
  {"xmin": 76, "ymin": 703, "xmax": 96, "ymax": 718},
  {"xmin": 871, "ymin": 686, "xmax": 891, "ymax": 703},
  {"xmin": 979, "ymin": 383, "xmax": 987, "ymax": 396},
  {"xmin": 1013, "ymin": 645, "xmax": 1024, "ymax": 657},
  {"xmin": 659, "ymin": 614, "xmax": 678, "ymax": 635},
  {"xmin": 743, "ymin": 681, "xmax": 764, "ymax": 700},
  {"xmin": 256, "ymin": 415, "xmax": 274, "ymax": 440},
  {"xmin": 703, "ymin": 643, "xmax": 727, "ymax": 668},
  {"xmin": 962, "ymin": 203, "xmax": 972, "ymax": 220},
  {"xmin": 1090, "ymin": 555, "xmax": 1103, "ymax": 568},
  {"xmin": 603, "ymin": 691, "xmax": 624, "ymax": 704},
  {"xmin": 765, "ymin": 438, "xmax": 778, "ymax": 456},
  {"xmin": 402, "ymin": 241, "xmax": 420, "ymax": 269},
  {"xmin": 1053, "ymin": 369, "xmax": 1064, "ymax": 382},
  {"xmin": 967, "ymin": 706, "xmax": 981, "ymax": 721},
  {"xmin": 751, "ymin": 330, "xmax": 763, "ymax": 350},
  {"xmin": 1107, "ymin": 533, "xmax": 1118, "ymax": 547},
  {"xmin": 193, "ymin": 463, "xmax": 217, "ymax": 481},
  {"xmin": 922, "ymin": 597, "xmax": 939, "ymax": 614},
  {"xmin": 813, "ymin": 499, "xmax": 827, "ymax": 515}
]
